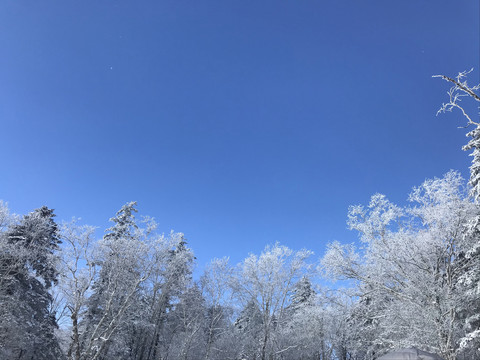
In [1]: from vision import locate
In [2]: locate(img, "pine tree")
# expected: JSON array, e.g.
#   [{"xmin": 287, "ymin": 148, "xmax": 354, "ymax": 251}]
[
  {"xmin": 80, "ymin": 201, "xmax": 145, "ymax": 360},
  {"xmin": 104, "ymin": 201, "xmax": 138, "ymax": 242},
  {"xmin": 458, "ymin": 214, "xmax": 480, "ymax": 357},
  {"xmin": 289, "ymin": 276, "xmax": 315, "ymax": 312},
  {"xmin": 0, "ymin": 206, "xmax": 63, "ymax": 360},
  {"xmin": 464, "ymin": 126, "xmax": 480, "ymax": 201}
]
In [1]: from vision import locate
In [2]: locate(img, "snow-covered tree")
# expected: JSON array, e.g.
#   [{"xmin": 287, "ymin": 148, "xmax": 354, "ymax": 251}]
[
  {"xmin": 436, "ymin": 70, "xmax": 480, "ymax": 357},
  {"xmin": 232, "ymin": 243, "xmax": 314, "ymax": 360},
  {"xmin": 200, "ymin": 257, "xmax": 234, "ymax": 360},
  {"xmin": 289, "ymin": 275, "xmax": 315, "ymax": 312},
  {"xmin": 0, "ymin": 206, "xmax": 64, "ymax": 360},
  {"xmin": 57, "ymin": 220, "xmax": 98, "ymax": 360},
  {"xmin": 323, "ymin": 291, "xmax": 361, "ymax": 360},
  {"xmin": 234, "ymin": 299, "xmax": 264, "ymax": 360},
  {"xmin": 322, "ymin": 172, "xmax": 475, "ymax": 360},
  {"xmin": 79, "ymin": 202, "xmax": 153, "ymax": 360},
  {"xmin": 457, "ymin": 217, "xmax": 480, "ymax": 358},
  {"xmin": 167, "ymin": 283, "xmax": 207, "ymax": 360},
  {"xmin": 278, "ymin": 280, "xmax": 330, "ymax": 360},
  {"xmin": 134, "ymin": 231, "xmax": 195, "ymax": 360}
]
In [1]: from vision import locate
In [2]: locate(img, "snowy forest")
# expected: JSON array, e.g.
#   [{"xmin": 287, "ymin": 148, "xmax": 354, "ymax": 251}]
[{"xmin": 1, "ymin": 73, "xmax": 479, "ymax": 360}]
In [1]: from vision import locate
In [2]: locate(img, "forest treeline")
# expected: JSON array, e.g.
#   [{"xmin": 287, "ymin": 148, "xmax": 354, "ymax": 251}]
[{"xmin": 1, "ymin": 73, "xmax": 479, "ymax": 360}]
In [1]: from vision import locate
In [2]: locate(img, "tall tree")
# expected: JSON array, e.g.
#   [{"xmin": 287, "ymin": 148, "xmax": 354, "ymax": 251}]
[
  {"xmin": 434, "ymin": 69, "xmax": 480, "ymax": 199},
  {"xmin": 80, "ymin": 202, "xmax": 151, "ymax": 360},
  {"xmin": 135, "ymin": 231, "xmax": 195, "ymax": 360},
  {"xmin": 0, "ymin": 205, "xmax": 63, "ymax": 360},
  {"xmin": 200, "ymin": 257, "xmax": 234, "ymax": 360},
  {"xmin": 58, "ymin": 220, "xmax": 98, "ymax": 360},
  {"xmin": 436, "ymin": 70, "xmax": 480, "ymax": 357}
]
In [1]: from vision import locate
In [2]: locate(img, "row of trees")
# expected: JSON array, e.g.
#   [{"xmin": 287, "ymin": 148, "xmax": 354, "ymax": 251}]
[
  {"xmin": 0, "ymin": 71, "xmax": 479, "ymax": 360},
  {"xmin": 0, "ymin": 201, "xmax": 318, "ymax": 360}
]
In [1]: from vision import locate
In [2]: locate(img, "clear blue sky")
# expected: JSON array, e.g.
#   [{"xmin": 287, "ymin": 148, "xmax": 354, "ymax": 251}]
[{"xmin": 1, "ymin": 1, "xmax": 479, "ymax": 270}]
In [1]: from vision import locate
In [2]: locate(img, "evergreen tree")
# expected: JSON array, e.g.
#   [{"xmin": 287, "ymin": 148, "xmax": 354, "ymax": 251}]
[
  {"xmin": 0, "ymin": 206, "xmax": 63, "ymax": 360},
  {"xmin": 7, "ymin": 206, "xmax": 60, "ymax": 286},
  {"xmin": 464, "ymin": 126, "xmax": 480, "ymax": 201},
  {"xmin": 80, "ymin": 201, "xmax": 146, "ymax": 360},
  {"xmin": 234, "ymin": 300, "xmax": 264, "ymax": 360},
  {"xmin": 289, "ymin": 276, "xmax": 315, "ymax": 312},
  {"xmin": 457, "ymin": 213, "xmax": 480, "ymax": 357},
  {"xmin": 103, "ymin": 201, "xmax": 138, "ymax": 242}
]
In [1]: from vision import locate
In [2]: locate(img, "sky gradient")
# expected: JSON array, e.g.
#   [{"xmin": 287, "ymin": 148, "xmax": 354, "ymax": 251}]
[{"xmin": 1, "ymin": 1, "xmax": 479, "ymax": 270}]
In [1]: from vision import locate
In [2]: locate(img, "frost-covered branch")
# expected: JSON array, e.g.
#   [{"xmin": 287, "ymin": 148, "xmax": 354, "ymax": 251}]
[{"xmin": 434, "ymin": 69, "xmax": 480, "ymax": 127}]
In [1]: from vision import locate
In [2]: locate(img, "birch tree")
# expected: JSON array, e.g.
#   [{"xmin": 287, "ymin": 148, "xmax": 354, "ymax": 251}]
[
  {"xmin": 57, "ymin": 220, "xmax": 97, "ymax": 360},
  {"xmin": 200, "ymin": 257, "xmax": 234, "ymax": 360}
]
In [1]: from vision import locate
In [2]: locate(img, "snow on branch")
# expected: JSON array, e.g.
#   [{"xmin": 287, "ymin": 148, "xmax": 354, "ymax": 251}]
[{"xmin": 433, "ymin": 69, "xmax": 480, "ymax": 127}]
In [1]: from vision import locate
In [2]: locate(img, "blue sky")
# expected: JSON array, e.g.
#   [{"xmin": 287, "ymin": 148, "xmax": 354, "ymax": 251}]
[{"xmin": 1, "ymin": 1, "xmax": 479, "ymax": 271}]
